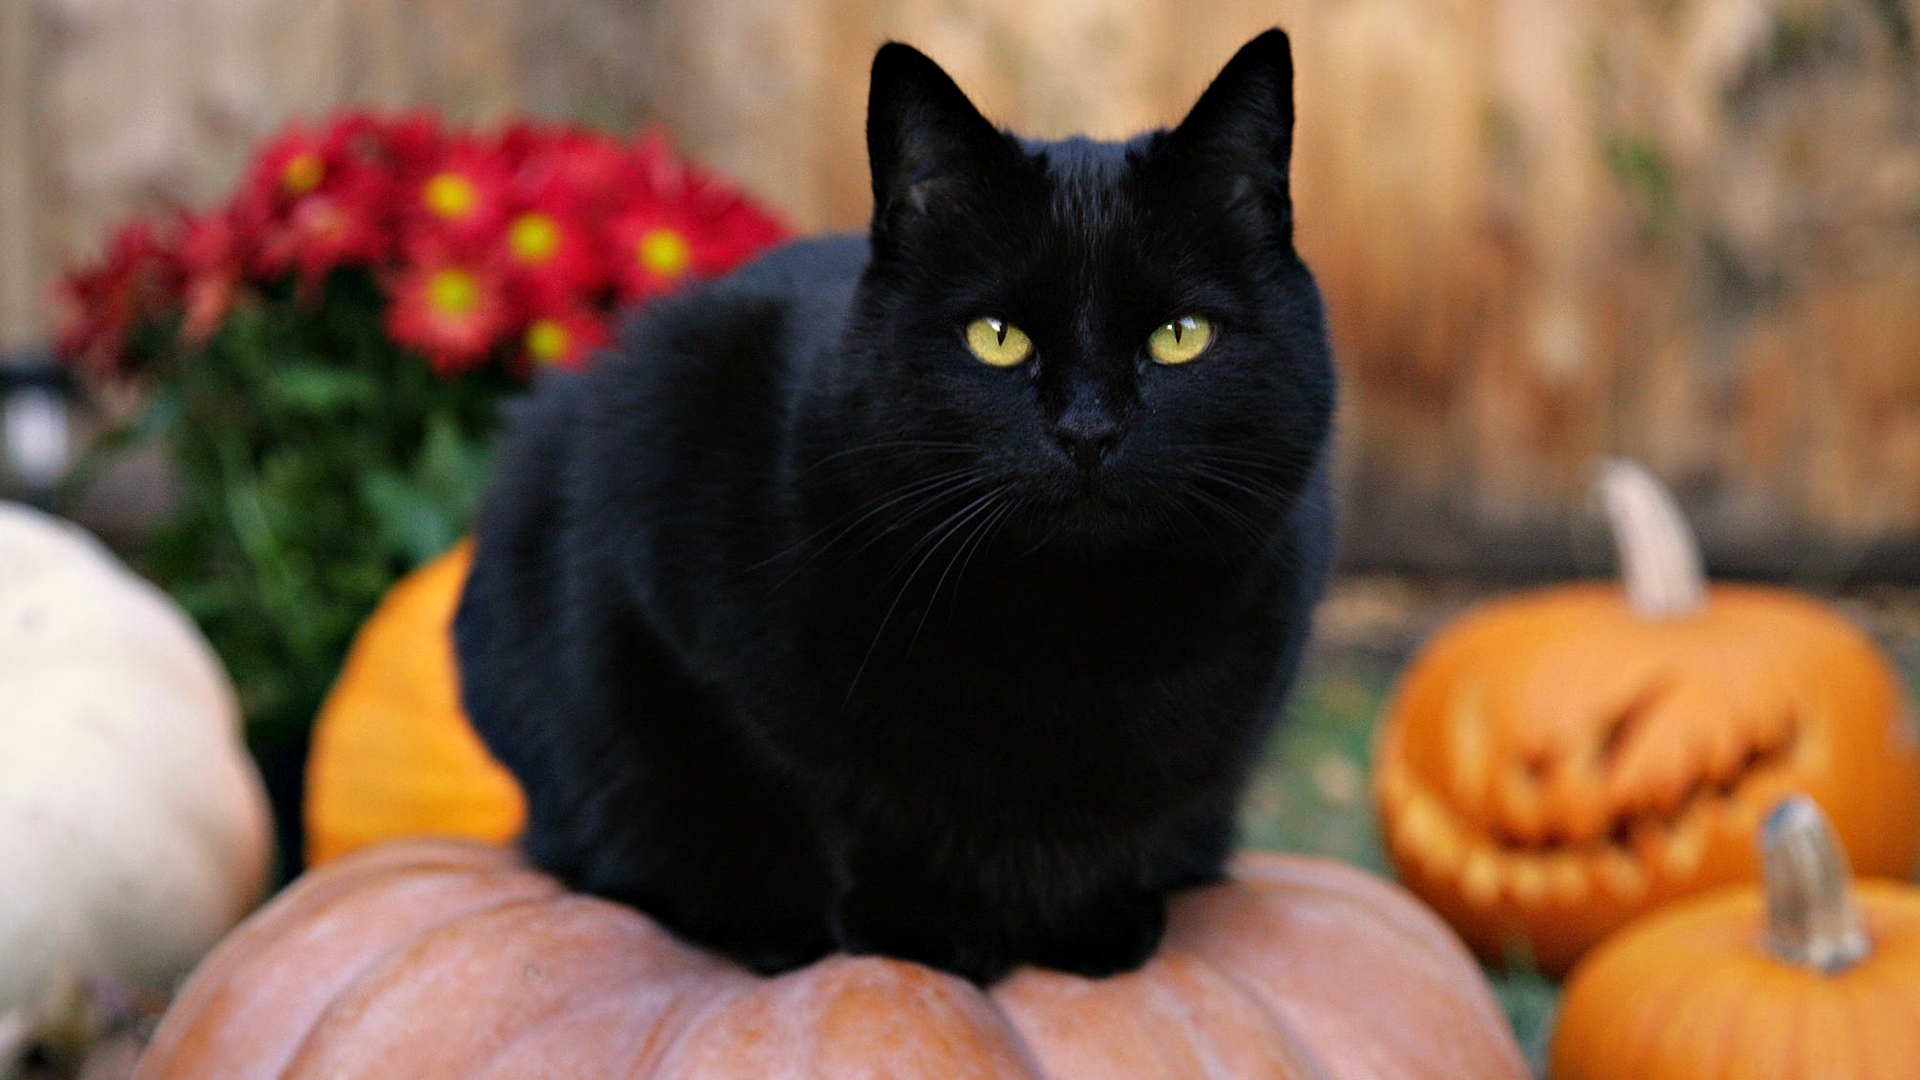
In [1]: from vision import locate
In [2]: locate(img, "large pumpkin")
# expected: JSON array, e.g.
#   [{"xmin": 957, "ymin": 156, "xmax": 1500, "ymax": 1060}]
[
  {"xmin": 0, "ymin": 503, "xmax": 271, "ymax": 1062},
  {"xmin": 303, "ymin": 540, "xmax": 524, "ymax": 864},
  {"xmin": 1373, "ymin": 462, "xmax": 1920, "ymax": 975},
  {"xmin": 132, "ymin": 840, "xmax": 1529, "ymax": 1080},
  {"xmin": 1552, "ymin": 795, "xmax": 1920, "ymax": 1078}
]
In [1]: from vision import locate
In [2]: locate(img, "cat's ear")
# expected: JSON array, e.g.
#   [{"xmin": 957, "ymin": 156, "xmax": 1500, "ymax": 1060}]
[
  {"xmin": 866, "ymin": 42, "xmax": 1016, "ymax": 229},
  {"xmin": 1163, "ymin": 29, "xmax": 1296, "ymax": 218}
]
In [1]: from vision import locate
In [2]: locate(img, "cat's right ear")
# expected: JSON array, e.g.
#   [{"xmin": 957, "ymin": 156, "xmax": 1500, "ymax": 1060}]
[{"xmin": 866, "ymin": 43, "xmax": 1016, "ymax": 233}]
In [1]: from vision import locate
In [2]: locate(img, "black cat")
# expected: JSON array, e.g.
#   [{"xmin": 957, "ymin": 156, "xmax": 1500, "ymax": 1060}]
[{"xmin": 454, "ymin": 28, "xmax": 1334, "ymax": 985}]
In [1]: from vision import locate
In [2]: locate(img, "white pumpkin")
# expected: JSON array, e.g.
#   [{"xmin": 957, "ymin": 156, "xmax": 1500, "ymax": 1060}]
[{"xmin": 0, "ymin": 503, "xmax": 271, "ymax": 1063}]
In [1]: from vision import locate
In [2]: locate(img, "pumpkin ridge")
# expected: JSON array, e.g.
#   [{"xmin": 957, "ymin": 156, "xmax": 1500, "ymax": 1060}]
[
  {"xmin": 455, "ymin": 905, "xmax": 755, "ymax": 1080},
  {"xmin": 1223, "ymin": 854, "xmax": 1485, "ymax": 966},
  {"xmin": 272, "ymin": 890, "xmax": 614, "ymax": 1078},
  {"xmin": 656, "ymin": 955, "xmax": 1040, "ymax": 1079},
  {"xmin": 134, "ymin": 854, "xmax": 556, "ymax": 1080},
  {"xmin": 602, "ymin": 971, "xmax": 765, "ymax": 1080},
  {"xmin": 966, "ymin": 975, "xmax": 1054, "ymax": 1080},
  {"xmin": 1143, "ymin": 951, "xmax": 1275, "ymax": 1080},
  {"xmin": 611, "ymin": 952, "xmax": 773, "ymax": 1079},
  {"xmin": 1148, "ymin": 946, "xmax": 1329, "ymax": 1080},
  {"xmin": 1171, "ymin": 863, "xmax": 1525, "ymax": 1078},
  {"xmin": 134, "ymin": 856, "xmax": 485, "ymax": 1058}
]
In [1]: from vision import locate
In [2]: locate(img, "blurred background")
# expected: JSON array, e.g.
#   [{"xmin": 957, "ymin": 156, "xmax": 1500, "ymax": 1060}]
[
  {"xmin": 3, "ymin": 0, "xmax": 1917, "ymax": 582},
  {"xmin": 1, "ymin": 3, "xmax": 1917, "ymax": 1072}
]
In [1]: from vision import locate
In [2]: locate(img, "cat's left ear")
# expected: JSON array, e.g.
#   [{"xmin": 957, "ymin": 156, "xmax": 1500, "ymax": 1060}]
[
  {"xmin": 1163, "ymin": 29, "xmax": 1296, "ymax": 218},
  {"xmin": 866, "ymin": 42, "xmax": 1019, "ymax": 232}
]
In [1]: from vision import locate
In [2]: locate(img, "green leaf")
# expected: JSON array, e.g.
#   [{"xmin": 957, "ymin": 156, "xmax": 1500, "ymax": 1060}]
[{"xmin": 263, "ymin": 363, "xmax": 383, "ymax": 412}]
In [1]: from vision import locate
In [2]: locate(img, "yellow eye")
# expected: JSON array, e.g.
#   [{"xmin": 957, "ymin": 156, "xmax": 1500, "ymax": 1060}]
[
  {"xmin": 964, "ymin": 317, "xmax": 1033, "ymax": 367},
  {"xmin": 1147, "ymin": 315, "xmax": 1213, "ymax": 365}
]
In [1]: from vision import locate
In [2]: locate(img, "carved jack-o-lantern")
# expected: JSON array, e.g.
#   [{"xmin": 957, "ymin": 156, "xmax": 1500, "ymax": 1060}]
[{"xmin": 1373, "ymin": 462, "xmax": 1920, "ymax": 975}]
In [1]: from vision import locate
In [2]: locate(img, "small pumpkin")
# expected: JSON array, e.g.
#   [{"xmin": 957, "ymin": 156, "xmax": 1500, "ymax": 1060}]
[
  {"xmin": 133, "ymin": 839, "xmax": 1530, "ymax": 1080},
  {"xmin": 1551, "ymin": 794, "xmax": 1920, "ymax": 1077},
  {"xmin": 1373, "ymin": 461, "xmax": 1920, "ymax": 974},
  {"xmin": 303, "ymin": 540, "xmax": 524, "ymax": 865},
  {"xmin": 0, "ymin": 503, "xmax": 271, "ymax": 1064}
]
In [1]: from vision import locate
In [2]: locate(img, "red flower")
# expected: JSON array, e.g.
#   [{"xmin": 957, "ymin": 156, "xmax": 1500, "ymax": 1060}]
[
  {"xmin": 516, "ymin": 127, "xmax": 633, "ymax": 218},
  {"xmin": 245, "ymin": 124, "xmax": 331, "ymax": 208},
  {"xmin": 57, "ymin": 112, "xmax": 792, "ymax": 389},
  {"xmin": 254, "ymin": 165, "xmax": 390, "ymax": 286},
  {"xmin": 401, "ymin": 137, "xmax": 511, "ymax": 253},
  {"xmin": 384, "ymin": 246, "xmax": 512, "ymax": 375},
  {"xmin": 503, "ymin": 206, "xmax": 604, "ymax": 301},
  {"xmin": 518, "ymin": 304, "xmax": 610, "ymax": 371},
  {"xmin": 56, "ymin": 223, "xmax": 182, "ymax": 379},
  {"xmin": 176, "ymin": 209, "xmax": 247, "ymax": 343},
  {"xmin": 608, "ymin": 135, "xmax": 789, "ymax": 303},
  {"xmin": 232, "ymin": 118, "xmax": 393, "ymax": 286}
]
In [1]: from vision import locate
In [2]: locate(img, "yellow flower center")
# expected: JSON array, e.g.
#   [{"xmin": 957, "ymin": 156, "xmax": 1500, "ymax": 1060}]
[
  {"xmin": 509, "ymin": 213, "xmax": 561, "ymax": 264},
  {"xmin": 526, "ymin": 319, "xmax": 570, "ymax": 364},
  {"xmin": 639, "ymin": 228, "xmax": 692, "ymax": 279},
  {"xmin": 428, "ymin": 268, "xmax": 478, "ymax": 316},
  {"xmin": 282, "ymin": 152, "xmax": 325, "ymax": 196},
  {"xmin": 425, "ymin": 172, "xmax": 479, "ymax": 220}
]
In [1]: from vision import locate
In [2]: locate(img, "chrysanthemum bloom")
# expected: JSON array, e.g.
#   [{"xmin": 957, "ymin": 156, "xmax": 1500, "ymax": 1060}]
[
  {"xmin": 500, "ymin": 139, "xmax": 608, "ymax": 300},
  {"xmin": 518, "ymin": 305, "xmax": 610, "ymax": 371},
  {"xmin": 176, "ymin": 209, "xmax": 247, "ymax": 343},
  {"xmin": 384, "ymin": 247, "xmax": 512, "ymax": 375},
  {"xmin": 402, "ymin": 137, "xmax": 512, "ymax": 253},
  {"xmin": 514, "ymin": 127, "xmax": 634, "ymax": 218},
  {"xmin": 57, "ymin": 223, "xmax": 182, "ymax": 379},
  {"xmin": 252, "ymin": 165, "xmax": 391, "ymax": 287},
  {"xmin": 242, "ymin": 124, "xmax": 332, "ymax": 213},
  {"xmin": 609, "ymin": 137, "xmax": 788, "ymax": 303}
]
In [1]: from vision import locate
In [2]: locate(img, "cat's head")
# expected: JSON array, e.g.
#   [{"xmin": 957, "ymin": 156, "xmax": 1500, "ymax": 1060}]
[{"xmin": 815, "ymin": 30, "xmax": 1333, "ymax": 563}]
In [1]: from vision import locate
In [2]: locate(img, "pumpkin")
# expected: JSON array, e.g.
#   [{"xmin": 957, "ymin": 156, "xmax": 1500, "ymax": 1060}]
[
  {"xmin": 132, "ymin": 839, "xmax": 1529, "ymax": 1080},
  {"xmin": 1551, "ymin": 794, "xmax": 1920, "ymax": 1077},
  {"xmin": 1373, "ymin": 461, "xmax": 1920, "ymax": 975},
  {"xmin": 0, "ymin": 503, "xmax": 271, "ymax": 1063},
  {"xmin": 303, "ymin": 540, "xmax": 524, "ymax": 865}
]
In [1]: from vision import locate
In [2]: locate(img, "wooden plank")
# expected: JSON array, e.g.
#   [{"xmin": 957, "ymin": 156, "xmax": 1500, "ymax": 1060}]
[{"xmin": 0, "ymin": 0, "xmax": 44, "ymax": 351}]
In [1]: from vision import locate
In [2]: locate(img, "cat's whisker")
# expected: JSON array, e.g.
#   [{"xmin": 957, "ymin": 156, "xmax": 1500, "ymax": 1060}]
[
  {"xmin": 794, "ymin": 439, "xmax": 979, "ymax": 475},
  {"xmin": 844, "ymin": 485, "xmax": 1008, "ymax": 706},
  {"xmin": 747, "ymin": 464, "xmax": 985, "ymax": 584},
  {"xmin": 1159, "ymin": 473, "xmax": 1276, "ymax": 551},
  {"xmin": 821, "ymin": 470, "xmax": 998, "ymax": 576},
  {"xmin": 911, "ymin": 494, "xmax": 1015, "ymax": 644},
  {"xmin": 1139, "ymin": 477, "xmax": 1244, "ymax": 561}
]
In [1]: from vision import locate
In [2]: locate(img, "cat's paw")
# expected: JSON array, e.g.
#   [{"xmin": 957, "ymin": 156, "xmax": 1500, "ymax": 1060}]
[
  {"xmin": 1024, "ymin": 888, "xmax": 1167, "ymax": 979},
  {"xmin": 831, "ymin": 886, "xmax": 1014, "ymax": 985},
  {"xmin": 734, "ymin": 935, "xmax": 836, "ymax": 976}
]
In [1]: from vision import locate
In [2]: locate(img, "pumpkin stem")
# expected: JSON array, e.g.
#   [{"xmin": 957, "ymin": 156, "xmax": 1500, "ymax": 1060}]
[
  {"xmin": 1596, "ymin": 460, "xmax": 1707, "ymax": 619},
  {"xmin": 1761, "ymin": 795, "xmax": 1870, "ymax": 974}
]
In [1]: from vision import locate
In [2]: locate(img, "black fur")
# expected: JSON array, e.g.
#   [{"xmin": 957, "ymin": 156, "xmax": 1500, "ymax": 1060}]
[{"xmin": 455, "ymin": 28, "xmax": 1334, "ymax": 984}]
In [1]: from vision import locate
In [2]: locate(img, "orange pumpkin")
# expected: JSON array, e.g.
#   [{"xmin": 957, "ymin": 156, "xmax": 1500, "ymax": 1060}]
[
  {"xmin": 1551, "ymin": 795, "xmax": 1920, "ymax": 1078},
  {"xmin": 303, "ymin": 541, "xmax": 524, "ymax": 865},
  {"xmin": 1373, "ymin": 461, "xmax": 1920, "ymax": 975},
  {"xmin": 132, "ymin": 840, "xmax": 1529, "ymax": 1080}
]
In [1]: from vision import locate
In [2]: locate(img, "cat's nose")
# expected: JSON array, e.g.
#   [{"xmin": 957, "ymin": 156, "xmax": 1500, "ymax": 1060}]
[{"xmin": 1053, "ymin": 416, "xmax": 1117, "ymax": 471}]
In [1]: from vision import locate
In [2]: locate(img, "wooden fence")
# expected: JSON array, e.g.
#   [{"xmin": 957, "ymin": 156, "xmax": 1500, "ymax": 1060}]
[{"xmin": 4, "ymin": 0, "xmax": 1918, "ymax": 580}]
